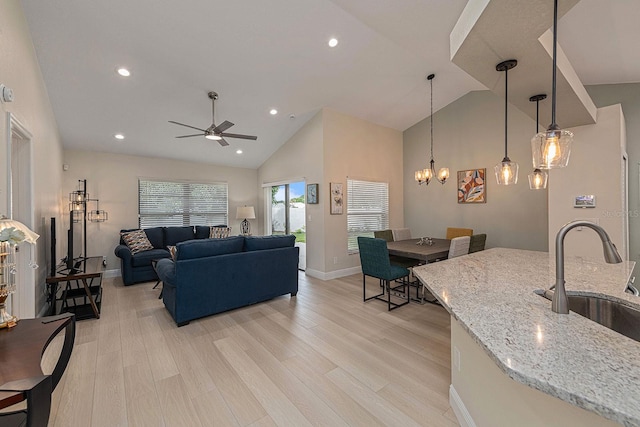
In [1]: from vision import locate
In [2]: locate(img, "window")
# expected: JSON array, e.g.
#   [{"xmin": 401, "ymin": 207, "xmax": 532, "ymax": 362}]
[
  {"xmin": 347, "ymin": 178, "xmax": 389, "ymax": 253},
  {"xmin": 138, "ymin": 179, "xmax": 228, "ymax": 228}
]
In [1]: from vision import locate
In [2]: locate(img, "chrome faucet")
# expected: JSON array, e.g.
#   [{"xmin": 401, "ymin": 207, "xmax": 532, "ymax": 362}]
[{"xmin": 551, "ymin": 220, "xmax": 622, "ymax": 314}]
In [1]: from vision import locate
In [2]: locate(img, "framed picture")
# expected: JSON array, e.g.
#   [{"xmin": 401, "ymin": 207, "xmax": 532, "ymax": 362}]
[
  {"xmin": 306, "ymin": 183, "xmax": 319, "ymax": 204},
  {"xmin": 330, "ymin": 182, "xmax": 343, "ymax": 214},
  {"xmin": 457, "ymin": 169, "xmax": 486, "ymax": 203}
]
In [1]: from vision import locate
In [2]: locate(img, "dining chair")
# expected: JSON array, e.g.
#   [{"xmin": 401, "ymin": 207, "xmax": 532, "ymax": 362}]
[
  {"xmin": 446, "ymin": 227, "xmax": 473, "ymax": 240},
  {"xmin": 373, "ymin": 229, "xmax": 394, "ymax": 242},
  {"xmin": 448, "ymin": 236, "xmax": 471, "ymax": 258},
  {"xmin": 469, "ymin": 233, "xmax": 487, "ymax": 253},
  {"xmin": 392, "ymin": 228, "xmax": 412, "ymax": 241},
  {"xmin": 357, "ymin": 237, "xmax": 410, "ymax": 311}
]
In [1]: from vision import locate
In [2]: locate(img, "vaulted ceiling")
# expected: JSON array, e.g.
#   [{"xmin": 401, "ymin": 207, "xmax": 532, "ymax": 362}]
[{"xmin": 21, "ymin": 0, "xmax": 640, "ymax": 169}]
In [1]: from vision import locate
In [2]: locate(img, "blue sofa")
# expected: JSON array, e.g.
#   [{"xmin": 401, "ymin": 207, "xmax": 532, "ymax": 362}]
[
  {"xmin": 114, "ymin": 225, "xmax": 226, "ymax": 285},
  {"xmin": 155, "ymin": 235, "xmax": 299, "ymax": 326}
]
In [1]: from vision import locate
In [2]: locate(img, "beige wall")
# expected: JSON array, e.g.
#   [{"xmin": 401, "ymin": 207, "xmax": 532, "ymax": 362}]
[
  {"xmin": 258, "ymin": 108, "xmax": 403, "ymax": 278},
  {"xmin": 587, "ymin": 83, "xmax": 640, "ymax": 272},
  {"xmin": 257, "ymin": 110, "xmax": 325, "ymax": 273},
  {"xmin": 63, "ymin": 150, "xmax": 258, "ymax": 272},
  {"xmin": 322, "ymin": 108, "xmax": 404, "ymax": 274},
  {"xmin": 0, "ymin": 0, "xmax": 64, "ymax": 315},
  {"xmin": 548, "ymin": 104, "xmax": 626, "ymax": 260},
  {"xmin": 404, "ymin": 90, "xmax": 549, "ymax": 251}
]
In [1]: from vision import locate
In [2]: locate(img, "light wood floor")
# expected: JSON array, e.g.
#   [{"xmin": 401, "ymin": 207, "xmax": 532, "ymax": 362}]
[{"xmin": 40, "ymin": 272, "xmax": 458, "ymax": 426}]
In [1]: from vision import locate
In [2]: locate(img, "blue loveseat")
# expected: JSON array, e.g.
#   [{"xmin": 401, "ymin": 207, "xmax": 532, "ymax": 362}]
[
  {"xmin": 155, "ymin": 235, "xmax": 299, "ymax": 326},
  {"xmin": 114, "ymin": 225, "xmax": 226, "ymax": 285}
]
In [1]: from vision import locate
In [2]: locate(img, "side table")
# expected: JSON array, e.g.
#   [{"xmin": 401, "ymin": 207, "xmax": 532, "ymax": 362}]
[
  {"xmin": 151, "ymin": 259, "xmax": 163, "ymax": 299},
  {"xmin": 0, "ymin": 313, "xmax": 75, "ymax": 426}
]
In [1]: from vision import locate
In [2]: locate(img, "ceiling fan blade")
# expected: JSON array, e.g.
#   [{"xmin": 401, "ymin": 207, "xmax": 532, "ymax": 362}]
[
  {"xmin": 219, "ymin": 132, "xmax": 258, "ymax": 140},
  {"xmin": 213, "ymin": 120, "xmax": 234, "ymax": 133},
  {"xmin": 168, "ymin": 120, "xmax": 207, "ymax": 132},
  {"xmin": 176, "ymin": 134, "xmax": 205, "ymax": 138},
  {"xmin": 218, "ymin": 138, "xmax": 230, "ymax": 147}
]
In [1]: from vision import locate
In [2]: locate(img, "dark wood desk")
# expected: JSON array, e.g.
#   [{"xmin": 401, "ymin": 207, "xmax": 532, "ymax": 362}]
[
  {"xmin": 46, "ymin": 257, "xmax": 104, "ymax": 319},
  {"xmin": 0, "ymin": 314, "xmax": 75, "ymax": 426},
  {"xmin": 387, "ymin": 238, "xmax": 450, "ymax": 263}
]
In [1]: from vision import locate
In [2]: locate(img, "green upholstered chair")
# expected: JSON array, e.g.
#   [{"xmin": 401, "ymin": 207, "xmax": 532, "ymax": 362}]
[
  {"xmin": 469, "ymin": 234, "xmax": 487, "ymax": 253},
  {"xmin": 374, "ymin": 229, "xmax": 420, "ymax": 269},
  {"xmin": 373, "ymin": 229, "xmax": 394, "ymax": 242},
  {"xmin": 357, "ymin": 237, "xmax": 410, "ymax": 311}
]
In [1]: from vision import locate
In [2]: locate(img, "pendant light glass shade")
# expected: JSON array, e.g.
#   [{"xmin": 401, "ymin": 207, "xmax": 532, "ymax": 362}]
[
  {"xmin": 494, "ymin": 60, "xmax": 518, "ymax": 186},
  {"xmin": 531, "ymin": 0, "xmax": 573, "ymax": 169},
  {"xmin": 531, "ymin": 127, "xmax": 573, "ymax": 169},
  {"xmin": 528, "ymin": 168, "xmax": 548, "ymax": 189},
  {"xmin": 528, "ymin": 94, "xmax": 549, "ymax": 189},
  {"xmin": 495, "ymin": 157, "xmax": 519, "ymax": 185},
  {"xmin": 415, "ymin": 73, "xmax": 448, "ymax": 186}
]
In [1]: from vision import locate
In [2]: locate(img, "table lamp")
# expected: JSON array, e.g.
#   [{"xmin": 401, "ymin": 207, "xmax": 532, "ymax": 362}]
[
  {"xmin": 0, "ymin": 216, "xmax": 39, "ymax": 328},
  {"xmin": 236, "ymin": 206, "xmax": 255, "ymax": 236}
]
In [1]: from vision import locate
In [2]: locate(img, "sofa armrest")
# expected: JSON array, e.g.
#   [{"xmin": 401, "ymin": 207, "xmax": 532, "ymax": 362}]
[
  {"xmin": 114, "ymin": 244, "xmax": 132, "ymax": 263},
  {"xmin": 155, "ymin": 258, "xmax": 176, "ymax": 285}
]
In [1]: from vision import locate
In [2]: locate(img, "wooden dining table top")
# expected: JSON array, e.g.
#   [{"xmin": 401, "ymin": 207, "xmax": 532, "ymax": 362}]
[{"xmin": 386, "ymin": 238, "xmax": 450, "ymax": 262}]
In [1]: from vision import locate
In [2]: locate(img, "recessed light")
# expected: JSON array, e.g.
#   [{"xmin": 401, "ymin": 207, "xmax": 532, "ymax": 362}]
[
  {"xmin": 114, "ymin": 134, "xmax": 125, "ymax": 140},
  {"xmin": 328, "ymin": 38, "xmax": 338, "ymax": 48},
  {"xmin": 236, "ymin": 149, "xmax": 243, "ymax": 154},
  {"xmin": 117, "ymin": 68, "xmax": 131, "ymax": 77},
  {"xmin": 270, "ymin": 109, "xmax": 278, "ymax": 115}
]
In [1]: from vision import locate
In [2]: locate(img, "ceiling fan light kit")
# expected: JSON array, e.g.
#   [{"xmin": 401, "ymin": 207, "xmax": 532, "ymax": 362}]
[{"xmin": 169, "ymin": 91, "xmax": 257, "ymax": 147}]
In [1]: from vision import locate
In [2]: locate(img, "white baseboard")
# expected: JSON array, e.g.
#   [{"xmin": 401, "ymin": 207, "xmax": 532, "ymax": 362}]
[
  {"xmin": 305, "ymin": 266, "xmax": 361, "ymax": 281},
  {"xmin": 450, "ymin": 384, "xmax": 476, "ymax": 427},
  {"xmin": 103, "ymin": 268, "xmax": 121, "ymax": 279}
]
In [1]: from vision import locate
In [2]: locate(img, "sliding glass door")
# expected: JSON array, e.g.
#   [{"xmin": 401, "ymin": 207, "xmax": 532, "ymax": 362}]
[{"xmin": 268, "ymin": 181, "xmax": 306, "ymax": 270}]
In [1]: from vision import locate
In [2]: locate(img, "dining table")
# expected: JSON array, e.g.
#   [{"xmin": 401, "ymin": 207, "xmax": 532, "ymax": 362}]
[{"xmin": 386, "ymin": 237, "xmax": 450, "ymax": 263}]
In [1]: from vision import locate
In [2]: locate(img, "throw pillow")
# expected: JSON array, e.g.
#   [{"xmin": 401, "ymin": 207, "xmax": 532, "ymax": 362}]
[
  {"xmin": 209, "ymin": 226, "xmax": 231, "ymax": 239},
  {"xmin": 167, "ymin": 245, "xmax": 177, "ymax": 260},
  {"xmin": 121, "ymin": 230, "xmax": 154, "ymax": 254}
]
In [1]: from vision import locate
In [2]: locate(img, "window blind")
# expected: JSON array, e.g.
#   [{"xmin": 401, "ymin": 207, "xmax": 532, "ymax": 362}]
[
  {"xmin": 347, "ymin": 179, "xmax": 389, "ymax": 253},
  {"xmin": 138, "ymin": 179, "xmax": 228, "ymax": 228}
]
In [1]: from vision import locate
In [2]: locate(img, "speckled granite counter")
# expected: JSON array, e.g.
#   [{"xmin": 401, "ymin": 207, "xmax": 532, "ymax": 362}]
[{"xmin": 413, "ymin": 248, "xmax": 640, "ymax": 427}]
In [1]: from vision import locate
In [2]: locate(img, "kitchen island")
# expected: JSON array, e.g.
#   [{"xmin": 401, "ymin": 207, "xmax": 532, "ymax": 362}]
[{"xmin": 413, "ymin": 248, "xmax": 639, "ymax": 427}]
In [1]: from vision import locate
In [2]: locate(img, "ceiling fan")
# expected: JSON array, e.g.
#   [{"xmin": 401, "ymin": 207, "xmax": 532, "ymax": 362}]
[{"xmin": 169, "ymin": 91, "xmax": 257, "ymax": 146}]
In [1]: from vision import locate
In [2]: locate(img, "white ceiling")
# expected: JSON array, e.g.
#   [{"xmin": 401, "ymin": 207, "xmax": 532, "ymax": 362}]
[{"xmin": 20, "ymin": 0, "xmax": 640, "ymax": 169}]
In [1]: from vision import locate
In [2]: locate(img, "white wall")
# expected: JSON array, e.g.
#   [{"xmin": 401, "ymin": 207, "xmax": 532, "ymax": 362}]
[
  {"xmin": 258, "ymin": 110, "xmax": 325, "ymax": 273},
  {"xmin": 63, "ymin": 149, "xmax": 258, "ymax": 272},
  {"xmin": 404, "ymin": 90, "xmax": 549, "ymax": 251},
  {"xmin": 0, "ymin": 0, "xmax": 64, "ymax": 315},
  {"xmin": 322, "ymin": 108, "xmax": 404, "ymax": 274},
  {"xmin": 548, "ymin": 104, "xmax": 626, "ymax": 260}
]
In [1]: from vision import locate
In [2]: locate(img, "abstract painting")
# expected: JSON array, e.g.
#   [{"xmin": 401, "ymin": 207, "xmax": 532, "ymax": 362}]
[{"xmin": 458, "ymin": 169, "xmax": 486, "ymax": 203}]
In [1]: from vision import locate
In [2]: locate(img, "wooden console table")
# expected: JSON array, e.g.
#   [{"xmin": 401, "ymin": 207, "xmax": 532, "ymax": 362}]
[
  {"xmin": 0, "ymin": 313, "xmax": 75, "ymax": 426},
  {"xmin": 46, "ymin": 257, "xmax": 104, "ymax": 320}
]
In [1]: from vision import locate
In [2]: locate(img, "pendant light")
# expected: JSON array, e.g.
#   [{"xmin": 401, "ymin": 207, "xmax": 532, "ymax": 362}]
[
  {"xmin": 528, "ymin": 94, "xmax": 549, "ymax": 189},
  {"xmin": 415, "ymin": 74, "xmax": 449, "ymax": 185},
  {"xmin": 494, "ymin": 60, "xmax": 518, "ymax": 186},
  {"xmin": 531, "ymin": 0, "xmax": 573, "ymax": 169}
]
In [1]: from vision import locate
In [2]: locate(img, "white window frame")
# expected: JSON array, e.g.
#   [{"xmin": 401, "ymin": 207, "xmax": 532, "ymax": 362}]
[
  {"xmin": 138, "ymin": 178, "xmax": 228, "ymax": 228},
  {"xmin": 347, "ymin": 178, "xmax": 389, "ymax": 254}
]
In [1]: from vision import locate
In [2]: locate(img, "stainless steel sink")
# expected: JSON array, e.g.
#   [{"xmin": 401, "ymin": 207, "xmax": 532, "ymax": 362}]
[{"xmin": 538, "ymin": 292, "xmax": 640, "ymax": 342}]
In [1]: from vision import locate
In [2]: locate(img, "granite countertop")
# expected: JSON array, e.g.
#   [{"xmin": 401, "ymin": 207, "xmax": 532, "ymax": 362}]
[{"xmin": 413, "ymin": 248, "xmax": 640, "ymax": 427}]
